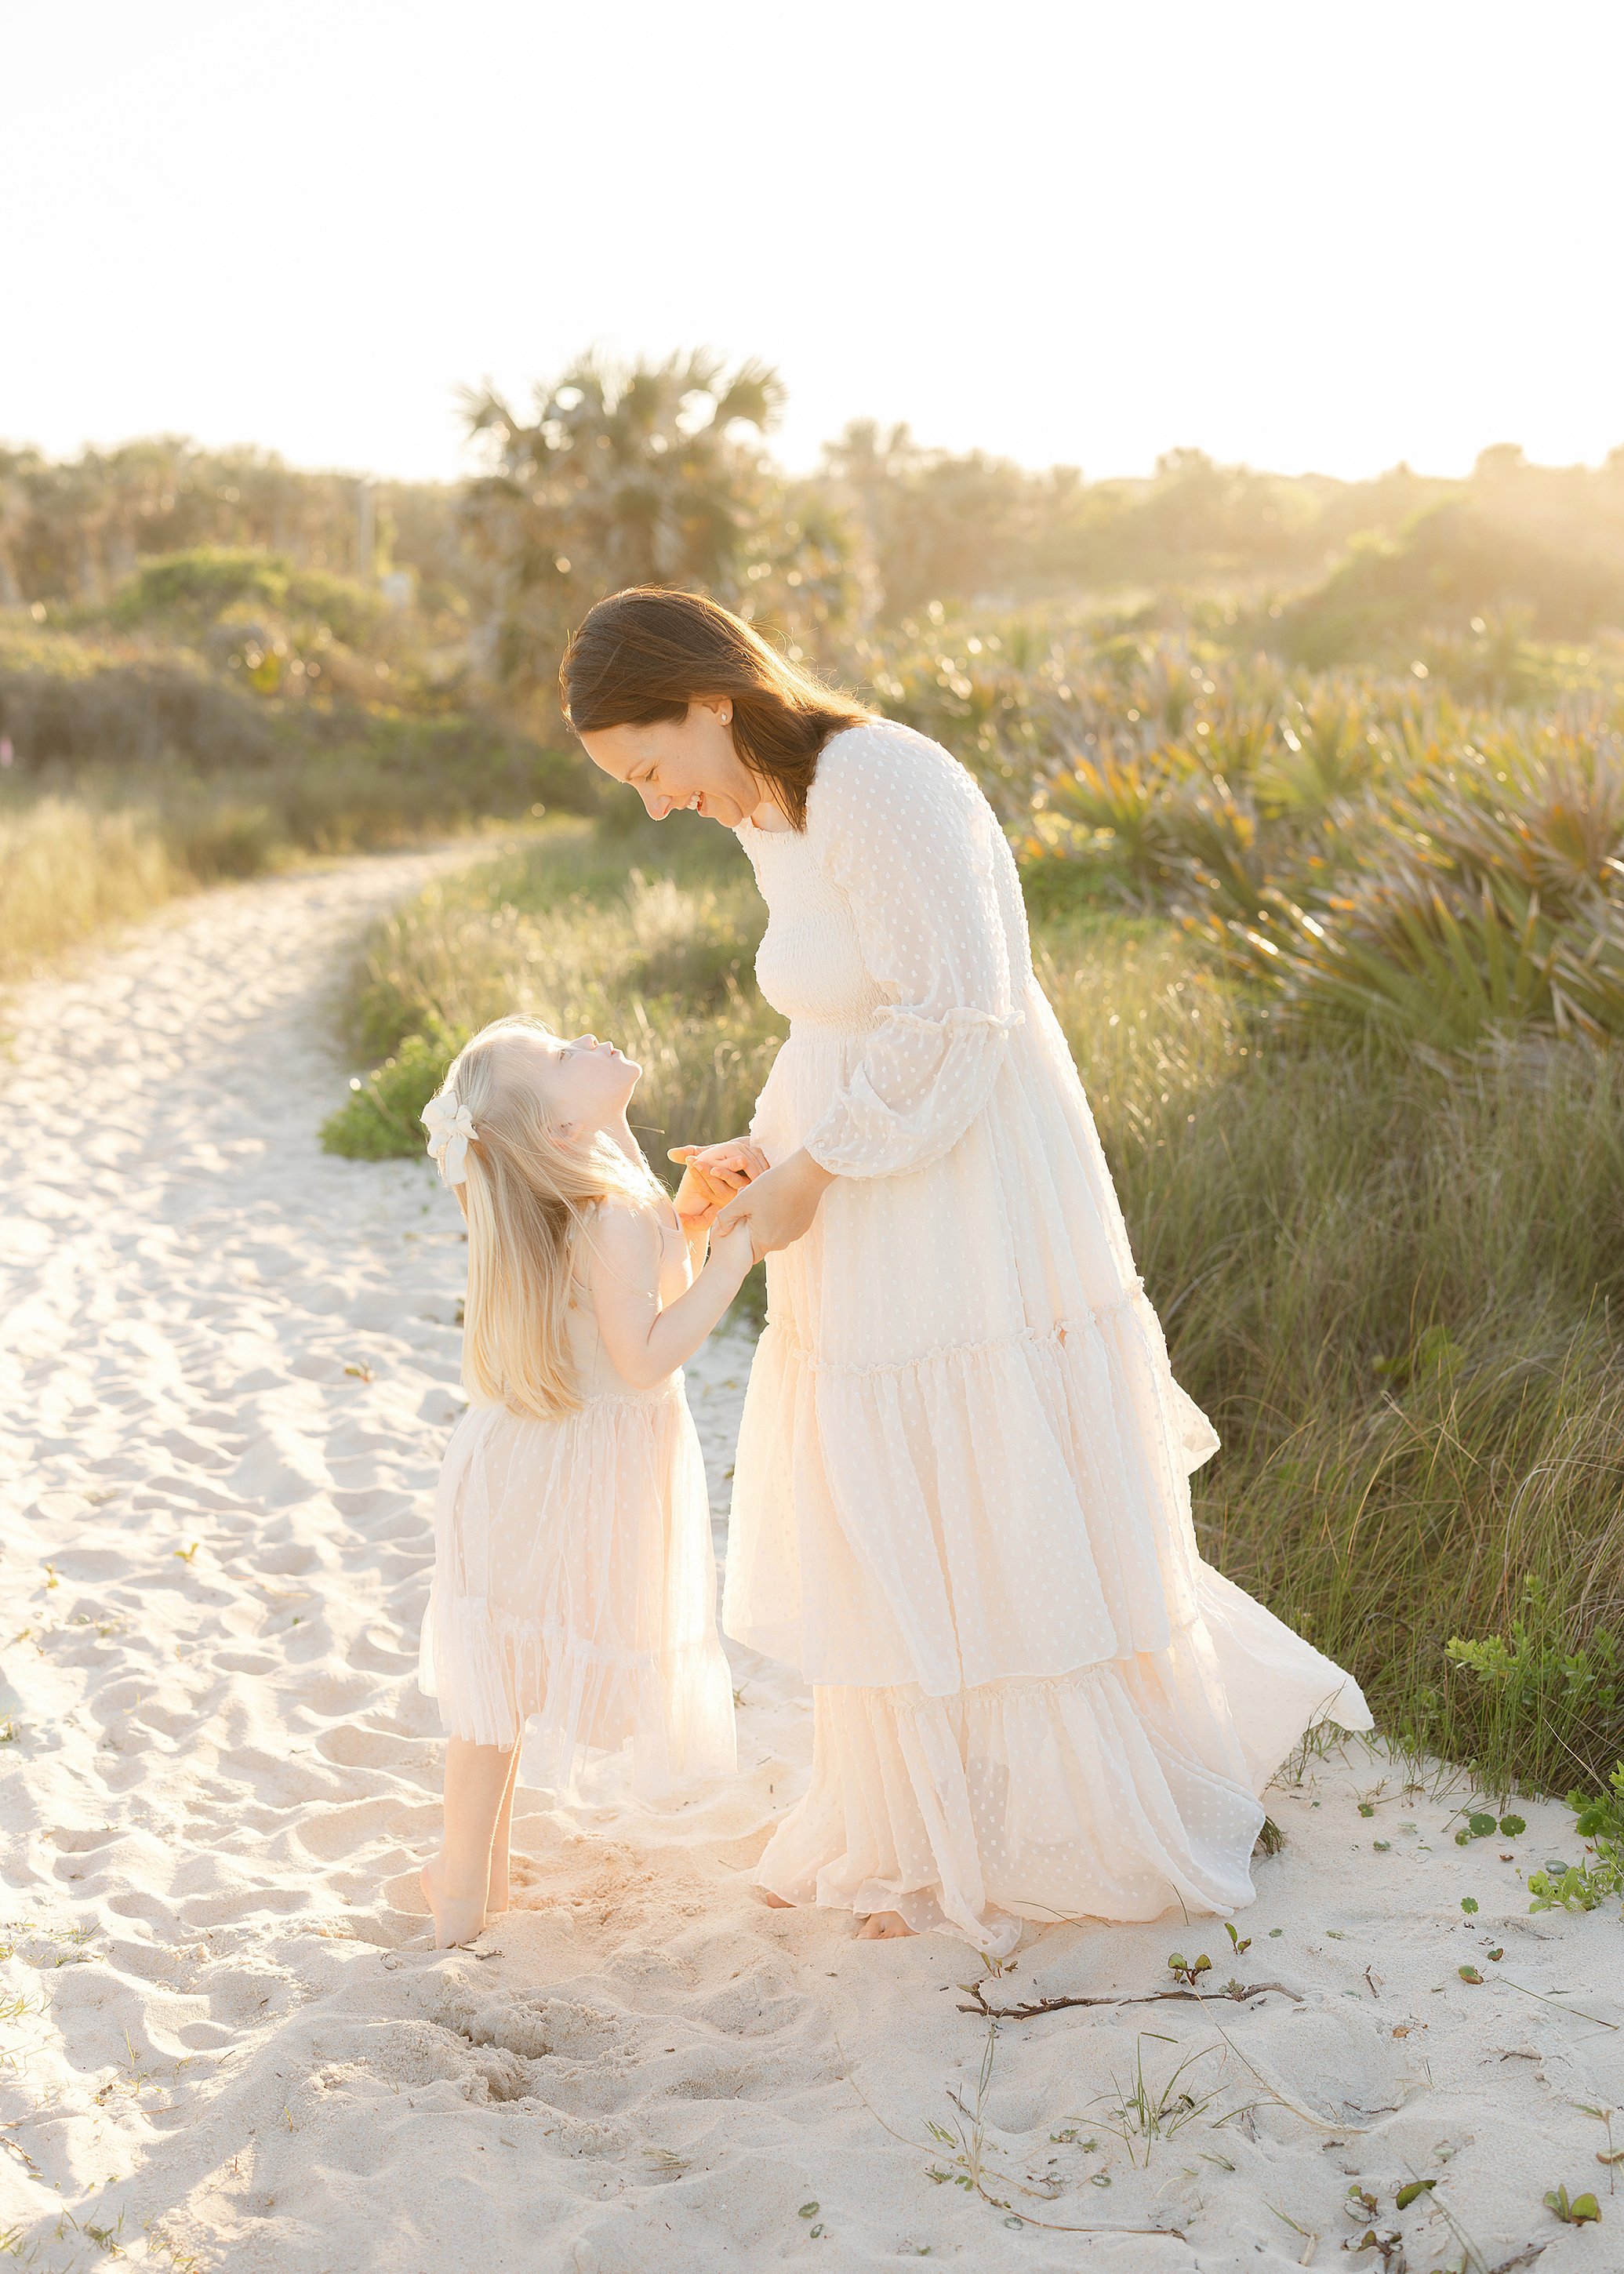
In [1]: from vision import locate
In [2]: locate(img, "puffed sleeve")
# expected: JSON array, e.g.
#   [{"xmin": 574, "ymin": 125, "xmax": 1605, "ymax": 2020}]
[{"xmin": 801, "ymin": 727, "xmax": 1023, "ymax": 1179}]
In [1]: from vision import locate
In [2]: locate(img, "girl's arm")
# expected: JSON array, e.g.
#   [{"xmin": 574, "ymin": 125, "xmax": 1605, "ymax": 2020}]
[{"xmin": 587, "ymin": 1207, "xmax": 754, "ymax": 1389}]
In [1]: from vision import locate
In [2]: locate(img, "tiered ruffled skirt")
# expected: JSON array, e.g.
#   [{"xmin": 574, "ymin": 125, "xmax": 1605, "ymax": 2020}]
[
  {"xmin": 728, "ymin": 988, "xmax": 1371, "ymax": 1953},
  {"xmin": 420, "ymin": 1379, "xmax": 736, "ymax": 1799}
]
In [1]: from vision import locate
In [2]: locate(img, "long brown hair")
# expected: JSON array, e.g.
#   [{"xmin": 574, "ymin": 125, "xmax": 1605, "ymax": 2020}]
[{"xmin": 560, "ymin": 588, "xmax": 870, "ymax": 830}]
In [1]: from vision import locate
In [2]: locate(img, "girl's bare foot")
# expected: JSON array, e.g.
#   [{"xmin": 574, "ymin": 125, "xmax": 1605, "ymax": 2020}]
[
  {"xmin": 856, "ymin": 1910, "xmax": 914, "ymax": 1940},
  {"xmin": 421, "ymin": 1854, "xmax": 487, "ymax": 1949},
  {"xmin": 758, "ymin": 1888, "xmax": 794, "ymax": 1909}
]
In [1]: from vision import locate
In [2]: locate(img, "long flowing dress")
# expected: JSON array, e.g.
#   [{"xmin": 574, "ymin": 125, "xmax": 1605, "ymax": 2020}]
[
  {"xmin": 726, "ymin": 720, "xmax": 1371, "ymax": 1954},
  {"xmin": 420, "ymin": 1206, "xmax": 737, "ymax": 1799}
]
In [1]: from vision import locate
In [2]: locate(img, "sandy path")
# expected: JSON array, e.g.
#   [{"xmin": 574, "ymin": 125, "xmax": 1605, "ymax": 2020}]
[{"xmin": 4, "ymin": 857, "xmax": 1624, "ymax": 2273}]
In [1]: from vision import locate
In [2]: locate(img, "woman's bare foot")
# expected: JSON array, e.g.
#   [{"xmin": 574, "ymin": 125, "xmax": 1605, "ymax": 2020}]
[
  {"xmin": 421, "ymin": 1854, "xmax": 487, "ymax": 1949},
  {"xmin": 758, "ymin": 1888, "xmax": 794, "ymax": 1909},
  {"xmin": 856, "ymin": 1909, "xmax": 915, "ymax": 1940}
]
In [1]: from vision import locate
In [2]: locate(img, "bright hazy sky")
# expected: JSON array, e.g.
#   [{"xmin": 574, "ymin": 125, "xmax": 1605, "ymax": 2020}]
[{"xmin": 6, "ymin": 2, "xmax": 1620, "ymax": 487}]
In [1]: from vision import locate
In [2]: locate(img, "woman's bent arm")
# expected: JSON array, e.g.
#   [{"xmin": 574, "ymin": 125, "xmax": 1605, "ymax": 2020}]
[{"xmin": 802, "ymin": 731, "xmax": 1022, "ymax": 1179}]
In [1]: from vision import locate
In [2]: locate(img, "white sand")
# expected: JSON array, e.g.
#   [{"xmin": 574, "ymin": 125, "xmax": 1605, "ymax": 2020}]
[{"xmin": 5, "ymin": 856, "xmax": 1624, "ymax": 2274}]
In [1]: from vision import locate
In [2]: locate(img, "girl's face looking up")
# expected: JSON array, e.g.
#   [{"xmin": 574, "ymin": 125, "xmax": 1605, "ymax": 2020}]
[
  {"xmin": 579, "ymin": 698, "xmax": 764, "ymax": 827},
  {"xmin": 508, "ymin": 1029, "xmax": 641, "ymax": 1141}
]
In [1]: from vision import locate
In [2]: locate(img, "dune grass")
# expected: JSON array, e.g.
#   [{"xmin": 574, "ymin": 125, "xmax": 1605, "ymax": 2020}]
[
  {"xmin": 1121, "ymin": 1041, "xmax": 1624, "ymax": 1794},
  {"xmin": 0, "ymin": 791, "xmax": 187, "ymax": 977},
  {"xmin": 0, "ymin": 769, "xmax": 431, "ymax": 980},
  {"xmin": 0, "ymin": 739, "xmax": 582, "ymax": 983},
  {"xmin": 0, "ymin": 579, "xmax": 592, "ymax": 981},
  {"xmin": 325, "ymin": 819, "xmax": 1624, "ymax": 1796}
]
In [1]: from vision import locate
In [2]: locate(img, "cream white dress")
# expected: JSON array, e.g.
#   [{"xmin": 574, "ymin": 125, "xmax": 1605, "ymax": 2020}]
[
  {"xmin": 728, "ymin": 721, "xmax": 1371, "ymax": 1953},
  {"xmin": 420, "ymin": 1204, "xmax": 737, "ymax": 1798}
]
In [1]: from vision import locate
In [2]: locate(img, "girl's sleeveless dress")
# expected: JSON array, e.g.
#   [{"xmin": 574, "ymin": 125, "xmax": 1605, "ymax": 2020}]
[
  {"xmin": 728, "ymin": 721, "xmax": 1372, "ymax": 1954},
  {"xmin": 419, "ymin": 1204, "xmax": 736, "ymax": 1798}
]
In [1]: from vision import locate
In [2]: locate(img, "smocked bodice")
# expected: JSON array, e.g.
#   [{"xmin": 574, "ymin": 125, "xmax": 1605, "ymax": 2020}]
[{"xmin": 737, "ymin": 824, "xmax": 887, "ymax": 1033}]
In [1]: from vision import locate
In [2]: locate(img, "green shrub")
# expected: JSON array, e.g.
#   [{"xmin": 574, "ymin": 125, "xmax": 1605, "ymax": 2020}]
[
  {"xmin": 319, "ymin": 1032, "xmax": 457, "ymax": 1160},
  {"xmin": 282, "ymin": 565, "xmax": 389, "ymax": 651},
  {"xmin": 113, "ymin": 545, "xmax": 294, "ymax": 619},
  {"xmin": 1195, "ymin": 717, "xmax": 1624, "ymax": 1049},
  {"xmin": 1280, "ymin": 500, "xmax": 1624, "ymax": 667},
  {"xmin": 1520, "ymin": 1762, "xmax": 1624, "ymax": 1914},
  {"xmin": 1445, "ymin": 1583, "xmax": 1623, "ymax": 1800},
  {"xmin": 0, "ymin": 656, "xmax": 278, "ymax": 768},
  {"xmin": 104, "ymin": 546, "xmax": 391, "ymax": 648}
]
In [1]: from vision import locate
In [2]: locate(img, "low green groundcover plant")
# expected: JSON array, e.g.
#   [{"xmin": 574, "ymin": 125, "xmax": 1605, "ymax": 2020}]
[
  {"xmin": 1524, "ymin": 1760, "xmax": 1624, "ymax": 1917},
  {"xmin": 320, "ymin": 1031, "xmax": 456, "ymax": 1161}
]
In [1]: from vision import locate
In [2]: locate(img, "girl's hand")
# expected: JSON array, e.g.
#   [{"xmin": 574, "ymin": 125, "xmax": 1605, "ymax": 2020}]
[
  {"xmin": 670, "ymin": 1139, "xmax": 769, "ymax": 1186},
  {"xmin": 671, "ymin": 1161, "xmax": 733, "ymax": 1230},
  {"xmin": 710, "ymin": 1215, "xmax": 757, "ymax": 1283},
  {"xmin": 669, "ymin": 1141, "xmax": 770, "ymax": 1229}
]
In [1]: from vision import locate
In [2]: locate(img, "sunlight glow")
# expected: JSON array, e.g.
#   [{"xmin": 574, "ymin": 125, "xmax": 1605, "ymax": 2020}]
[{"xmin": 5, "ymin": 0, "xmax": 1619, "ymax": 482}]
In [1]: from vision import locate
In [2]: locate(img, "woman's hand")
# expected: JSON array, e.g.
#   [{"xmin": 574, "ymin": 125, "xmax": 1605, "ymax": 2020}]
[
  {"xmin": 669, "ymin": 1140, "xmax": 769, "ymax": 1230},
  {"xmin": 713, "ymin": 1147, "xmax": 834, "ymax": 1256}
]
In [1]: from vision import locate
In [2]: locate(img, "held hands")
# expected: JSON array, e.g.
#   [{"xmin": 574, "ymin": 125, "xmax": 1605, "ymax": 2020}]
[
  {"xmin": 670, "ymin": 1136, "xmax": 833, "ymax": 1259},
  {"xmin": 669, "ymin": 1139, "xmax": 770, "ymax": 1231},
  {"xmin": 713, "ymin": 1147, "xmax": 834, "ymax": 1258}
]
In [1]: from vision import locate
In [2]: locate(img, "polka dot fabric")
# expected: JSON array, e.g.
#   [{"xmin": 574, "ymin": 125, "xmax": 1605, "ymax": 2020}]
[{"xmin": 729, "ymin": 722, "xmax": 1371, "ymax": 1953}]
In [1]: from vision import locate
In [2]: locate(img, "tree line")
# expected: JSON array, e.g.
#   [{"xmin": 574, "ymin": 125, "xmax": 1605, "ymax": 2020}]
[{"xmin": 7, "ymin": 355, "xmax": 1624, "ymax": 696}]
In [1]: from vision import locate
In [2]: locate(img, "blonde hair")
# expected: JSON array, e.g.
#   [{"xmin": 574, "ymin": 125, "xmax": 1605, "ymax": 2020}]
[{"xmin": 434, "ymin": 1015, "xmax": 663, "ymax": 1419}]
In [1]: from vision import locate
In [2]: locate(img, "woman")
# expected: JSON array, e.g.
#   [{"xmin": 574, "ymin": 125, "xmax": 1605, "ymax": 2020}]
[{"xmin": 565, "ymin": 588, "xmax": 1370, "ymax": 1956}]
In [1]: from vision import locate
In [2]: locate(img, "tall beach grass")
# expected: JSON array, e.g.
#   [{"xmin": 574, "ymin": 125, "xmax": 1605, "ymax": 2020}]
[
  {"xmin": 0, "ymin": 791, "xmax": 186, "ymax": 977},
  {"xmin": 0, "ymin": 745, "xmax": 578, "ymax": 983}
]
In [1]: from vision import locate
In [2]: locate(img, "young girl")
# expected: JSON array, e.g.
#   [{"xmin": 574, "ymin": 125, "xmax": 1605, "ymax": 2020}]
[{"xmin": 415, "ymin": 1012, "xmax": 755, "ymax": 1949}]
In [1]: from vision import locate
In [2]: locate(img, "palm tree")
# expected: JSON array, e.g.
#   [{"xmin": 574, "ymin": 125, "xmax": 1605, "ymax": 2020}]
[{"xmin": 459, "ymin": 351, "xmax": 793, "ymax": 699}]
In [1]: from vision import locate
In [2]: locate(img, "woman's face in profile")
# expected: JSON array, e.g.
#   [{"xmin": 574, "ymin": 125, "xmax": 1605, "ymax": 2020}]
[{"xmin": 579, "ymin": 699, "xmax": 761, "ymax": 826}]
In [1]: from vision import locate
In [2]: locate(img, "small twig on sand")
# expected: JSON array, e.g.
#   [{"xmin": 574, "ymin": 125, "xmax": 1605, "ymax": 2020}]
[
  {"xmin": 977, "ymin": 2203, "xmax": 1188, "ymax": 2239},
  {"xmin": 958, "ymin": 1980, "xmax": 1303, "ymax": 2022}
]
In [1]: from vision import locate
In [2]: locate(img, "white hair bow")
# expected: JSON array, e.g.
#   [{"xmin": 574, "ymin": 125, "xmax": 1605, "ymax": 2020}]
[{"xmin": 422, "ymin": 1088, "xmax": 478, "ymax": 1185}]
